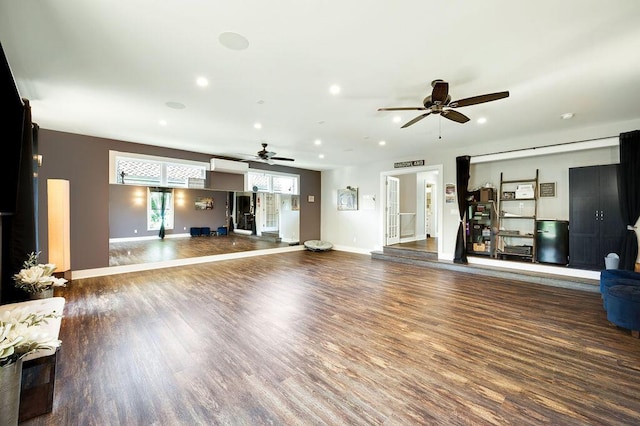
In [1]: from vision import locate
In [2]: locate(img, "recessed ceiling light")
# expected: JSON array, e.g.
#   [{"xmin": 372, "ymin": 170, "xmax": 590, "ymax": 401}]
[
  {"xmin": 318, "ymin": 120, "xmax": 325, "ymax": 125},
  {"xmin": 158, "ymin": 120, "xmax": 167, "ymax": 126},
  {"xmin": 561, "ymin": 112, "xmax": 575, "ymax": 120},
  {"xmin": 379, "ymin": 140, "xmax": 386, "ymax": 146},
  {"xmin": 257, "ymin": 99, "xmax": 265, "ymax": 104},
  {"xmin": 477, "ymin": 117, "xmax": 487, "ymax": 124},
  {"xmin": 314, "ymin": 139, "xmax": 322, "ymax": 146},
  {"xmin": 253, "ymin": 122, "xmax": 262, "ymax": 129},
  {"xmin": 318, "ymin": 154, "xmax": 325, "ymax": 159},
  {"xmin": 165, "ymin": 101, "xmax": 185, "ymax": 109},
  {"xmin": 218, "ymin": 32, "xmax": 249, "ymax": 50},
  {"xmin": 196, "ymin": 77, "xmax": 209, "ymax": 87},
  {"xmin": 329, "ymin": 84, "xmax": 341, "ymax": 95},
  {"xmin": 393, "ymin": 116, "xmax": 402, "ymax": 123}
]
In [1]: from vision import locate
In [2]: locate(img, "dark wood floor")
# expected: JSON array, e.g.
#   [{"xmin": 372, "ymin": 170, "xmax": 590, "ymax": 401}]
[
  {"xmin": 392, "ymin": 238, "xmax": 437, "ymax": 253},
  {"xmin": 109, "ymin": 234, "xmax": 289, "ymax": 266},
  {"xmin": 28, "ymin": 251, "xmax": 640, "ymax": 425}
]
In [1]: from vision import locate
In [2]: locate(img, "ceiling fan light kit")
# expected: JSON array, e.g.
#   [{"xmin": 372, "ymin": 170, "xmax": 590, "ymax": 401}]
[{"xmin": 378, "ymin": 79, "xmax": 509, "ymax": 128}]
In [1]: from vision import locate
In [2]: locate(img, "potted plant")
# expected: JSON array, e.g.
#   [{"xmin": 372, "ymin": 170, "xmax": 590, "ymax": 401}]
[
  {"xmin": 13, "ymin": 252, "xmax": 67, "ymax": 299},
  {"xmin": 0, "ymin": 308, "xmax": 61, "ymax": 425}
]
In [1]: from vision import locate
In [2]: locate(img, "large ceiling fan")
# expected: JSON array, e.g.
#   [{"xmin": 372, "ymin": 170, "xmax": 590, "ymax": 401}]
[
  {"xmin": 250, "ymin": 143, "xmax": 295, "ymax": 164},
  {"xmin": 378, "ymin": 79, "xmax": 509, "ymax": 128}
]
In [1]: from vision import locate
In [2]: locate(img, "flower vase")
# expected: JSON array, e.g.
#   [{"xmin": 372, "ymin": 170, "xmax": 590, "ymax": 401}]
[
  {"xmin": 29, "ymin": 288, "xmax": 54, "ymax": 300},
  {"xmin": 0, "ymin": 359, "xmax": 23, "ymax": 426}
]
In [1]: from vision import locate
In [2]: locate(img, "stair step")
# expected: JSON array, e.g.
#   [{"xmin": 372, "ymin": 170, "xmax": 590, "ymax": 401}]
[{"xmin": 372, "ymin": 250, "xmax": 598, "ymax": 293}]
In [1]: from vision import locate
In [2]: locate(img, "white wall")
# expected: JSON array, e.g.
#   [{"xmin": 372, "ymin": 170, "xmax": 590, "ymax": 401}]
[
  {"xmin": 320, "ymin": 117, "xmax": 640, "ymax": 260},
  {"xmin": 279, "ymin": 194, "xmax": 300, "ymax": 243},
  {"xmin": 470, "ymin": 145, "xmax": 620, "ymax": 220}
]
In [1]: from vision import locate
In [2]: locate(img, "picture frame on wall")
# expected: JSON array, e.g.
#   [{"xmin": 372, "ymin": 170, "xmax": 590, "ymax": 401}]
[
  {"xmin": 337, "ymin": 187, "xmax": 358, "ymax": 210},
  {"xmin": 195, "ymin": 197, "xmax": 214, "ymax": 210}
]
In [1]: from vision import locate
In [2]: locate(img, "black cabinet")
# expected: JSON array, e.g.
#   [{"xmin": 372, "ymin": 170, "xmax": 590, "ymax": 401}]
[{"xmin": 569, "ymin": 164, "xmax": 624, "ymax": 270}]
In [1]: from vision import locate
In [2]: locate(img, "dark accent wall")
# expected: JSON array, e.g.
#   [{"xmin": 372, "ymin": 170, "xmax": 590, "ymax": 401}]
[
  {"xmin": 248, "ymin": 162, "xmax": 321, "ymax": 243},
  {"xmin": 210, "ymin": 171, "xmax": 244, "ymax": 191},
  {"xmin": 109, "ymin": 185, "xmax": 229, "ymax": 238},
  {"xmin": 37, "ymin": 129, "xmax": 321, "ymax": 271}
]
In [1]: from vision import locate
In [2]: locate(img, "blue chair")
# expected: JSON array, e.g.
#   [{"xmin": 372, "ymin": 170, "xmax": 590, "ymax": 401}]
[{"xmin": 600, "ymin": 270, "xmax": 640, "ymax": 309}]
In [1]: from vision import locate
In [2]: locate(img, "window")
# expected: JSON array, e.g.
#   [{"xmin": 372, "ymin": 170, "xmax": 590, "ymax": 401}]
[
  {"xmin": 166, "ymin": 163, "xmax": 206, "ymax": 187},
  {"xmin": 111, "ymin": 151, "xmax": 207, "ymax": 188},
  {"xmin": 148, "ymin": 188, "xmax": 174, "ymax": 231},
  {"xmin": 248, "ymin": 171, "xmax": 298, "ymax": 194},
  {"xmin": 116, "ymin": 159, "xmax": 162, "ymax": 186}
]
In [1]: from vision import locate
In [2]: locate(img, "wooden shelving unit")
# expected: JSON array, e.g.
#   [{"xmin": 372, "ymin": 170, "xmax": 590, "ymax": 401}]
[{"xmin": 495, "ymin": 169, "xmax": 538, "ymax": 262}]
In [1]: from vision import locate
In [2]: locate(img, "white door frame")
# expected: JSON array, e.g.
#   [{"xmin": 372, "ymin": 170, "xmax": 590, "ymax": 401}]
[{"xmin": 380, "ymin": 164, "xmax": 444, "ymax": 256}]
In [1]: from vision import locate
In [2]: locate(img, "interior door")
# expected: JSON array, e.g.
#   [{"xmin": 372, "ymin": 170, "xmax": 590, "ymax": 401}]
[
  {"xmin": 262, "ymin": 193, "xmax": 278, "ymax": 232},
  {"xmin": 425, "ymin": 183, "xmax": 433, "ymax": 237},
  {"xmin": 386, "ymin": 176, "xmax": 400, "ymax": 245}
]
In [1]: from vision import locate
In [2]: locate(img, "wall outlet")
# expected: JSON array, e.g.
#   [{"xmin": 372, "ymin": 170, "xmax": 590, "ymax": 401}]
[
  {"xmin": 134, "ymin": 229, "xmax": 137, "ymax": 233},
  {"xmin": 183, "ymin": 227, "xmax": 186, "ymax": 230}
]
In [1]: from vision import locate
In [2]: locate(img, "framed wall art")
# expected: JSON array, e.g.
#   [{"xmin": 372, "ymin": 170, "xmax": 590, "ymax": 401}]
[{"xmin": 337, "ymin": 187, "xmax": 358, "ymax": 211}]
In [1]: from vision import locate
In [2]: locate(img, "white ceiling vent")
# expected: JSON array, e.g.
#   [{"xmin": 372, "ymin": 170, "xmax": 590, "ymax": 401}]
[{"xmin": 210, "ymin": 158, "xmax": 248, "ymax": 174}]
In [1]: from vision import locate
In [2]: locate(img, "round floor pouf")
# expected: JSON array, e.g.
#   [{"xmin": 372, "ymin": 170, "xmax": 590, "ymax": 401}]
[
  {"xmin": 304, "ymin": 240, "xmax": 333, "ymax": 252},
  {"xmin": 606, "ymin": 285, "xmax": 640, "ymax": 332},
  {"xmin": 600, "ymin": 276, "xmax": 640, "ymax": 309}
]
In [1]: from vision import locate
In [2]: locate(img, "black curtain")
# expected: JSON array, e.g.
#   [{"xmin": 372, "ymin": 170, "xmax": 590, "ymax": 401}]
[
  {"xmin": 251, "ymin": 192, "xmax": 257, "ymax": 235},
  {"xmin": 618, "ymin": 130, "xmax": 640, "ymax": 270},
  {"xmin": 453, "ymin": 155, "xmax": 471, "ymax": 264},
  {"xmin": 4, "ymin": 100, "xmax": 37, "ymax": 302},
  {"xmin": 153, "ymin": 187, "xmax": 172, "ymax": 239},
  {"xmin": 227, "ymin": 192, "xmax": 235, "ymax": 233}
]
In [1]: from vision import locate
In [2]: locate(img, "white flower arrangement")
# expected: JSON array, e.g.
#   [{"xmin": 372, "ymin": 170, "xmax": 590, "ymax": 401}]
[
  {"xmin": 0, "ymin": 308, "xmax": 61, "ymax": 367},
  {"xmin": 13, "ymin": 252, "xmax": 67, "ymax": 294}
]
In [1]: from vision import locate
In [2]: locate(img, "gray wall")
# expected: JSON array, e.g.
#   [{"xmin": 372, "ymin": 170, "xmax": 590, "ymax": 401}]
[
  {"xmin": 37, "ymin": 129, "xmax": 321, "ymax": 270},
  {"xmin": 109, "ymin": 185, "xmax": 229, "ymax": 238}
]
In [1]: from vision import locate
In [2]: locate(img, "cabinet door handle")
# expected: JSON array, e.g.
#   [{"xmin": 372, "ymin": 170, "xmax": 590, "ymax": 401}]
[{"xmin": 595, "ymin": 210, "xmax": 599, "ymax": 220}]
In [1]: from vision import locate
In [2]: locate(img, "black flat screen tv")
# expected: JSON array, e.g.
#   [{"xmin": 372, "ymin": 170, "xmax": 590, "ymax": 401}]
[{"xmin": 0, "ymin": 42, "xmax": 24, "ymax": 214}]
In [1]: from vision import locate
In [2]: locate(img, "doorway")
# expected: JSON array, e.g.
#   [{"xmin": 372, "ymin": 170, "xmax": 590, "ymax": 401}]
[{"xmin": 381, "ymin": 166, "xmax": 442, "ymax": 255}]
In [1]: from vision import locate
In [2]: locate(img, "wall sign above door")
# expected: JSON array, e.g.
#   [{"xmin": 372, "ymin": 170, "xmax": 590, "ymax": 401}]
[{"xmin": 394, "ymin": 160, "xmax": 425, "ymax": 168}]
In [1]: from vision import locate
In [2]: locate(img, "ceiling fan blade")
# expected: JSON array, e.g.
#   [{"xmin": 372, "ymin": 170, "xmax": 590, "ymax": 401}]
[
  {"xmin": 431, "ymin": 81, "xmax": 449, "ymax": 104},
  {"xmin": 401, "ymin": 112, "xmax": 431, "ymax": 128},
  {"xmin": 449, "ymin": 91, "xmax": 509, "ymax": 108},
  {"xmin": 378, "ymin": 107, "xmax": 427, "ymax": 111},
  {"xmin": 441, "ymin": 109, "xmax": 470, "ymax": 123},
  {"xmin": 270, "ymin": 156, "xmax": 295, "ymax": 161}
]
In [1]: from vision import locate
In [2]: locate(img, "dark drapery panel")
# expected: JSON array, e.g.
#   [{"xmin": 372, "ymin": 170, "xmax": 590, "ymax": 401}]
[
  {"xmin": 5, "ymin": 99, "xmax": 37, "ymax": 302},
  {"xmin": 453, "ymin": 155, "xmax": 471, "ymax": 264},
  {"xmin": 251, "ymin": 192, "xmax": 257, "ymax": 235},
  {"xmin": 32, "ymin": 123, "xmax": 39, "ymax": 251},
  {"xmin": 151, "ymin": 187, "xmax": 172, "ymax": 239},
  {"xmin": 159, "ymin": 192, "xmax": 166, "ymax": 239},
  {"xmin": 227, "ymin": 192, "xmax": 235, "ymax": 233},
  {"xmin": 618, "ymin": 130, "xmax": 640, "ymax": 270}
]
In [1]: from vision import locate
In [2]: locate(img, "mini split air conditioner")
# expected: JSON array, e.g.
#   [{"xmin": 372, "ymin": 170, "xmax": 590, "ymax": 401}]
[{"xmin": 210, "ymin": 158, "xmax": 248, "ymax": 174}]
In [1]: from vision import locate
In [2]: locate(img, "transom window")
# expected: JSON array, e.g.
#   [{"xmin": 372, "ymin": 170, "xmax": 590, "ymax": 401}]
[
  {"xmin": 111, "ymin": 151, "xmax": 207, "ymax": 188},
  {"xmin": 248, "ymin": 171, "xmax": 298, "ymax": 194}
]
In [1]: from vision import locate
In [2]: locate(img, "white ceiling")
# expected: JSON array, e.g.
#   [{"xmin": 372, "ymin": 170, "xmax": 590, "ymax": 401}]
[{"xmin": 1, "ymin": 1, "xmax": 640, "ymax": 171}]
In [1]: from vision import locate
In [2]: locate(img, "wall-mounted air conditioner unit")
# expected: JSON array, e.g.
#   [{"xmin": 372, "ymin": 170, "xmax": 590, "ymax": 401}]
[{"xmin": 210, "ymin": 158, "xmax": 248, "ymax": 174}]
